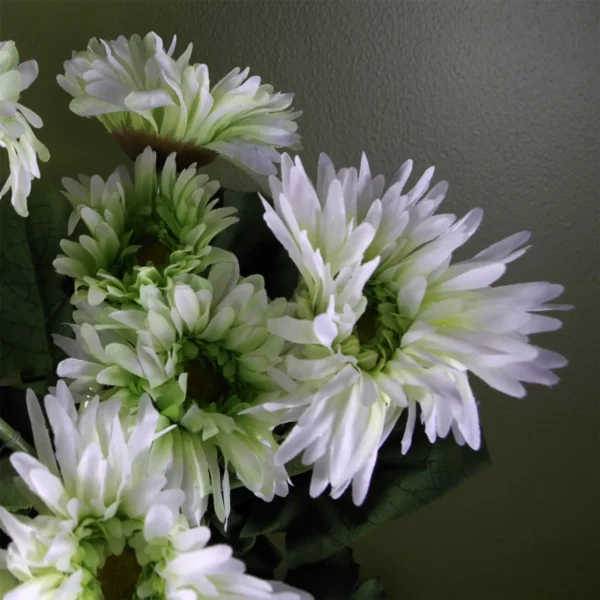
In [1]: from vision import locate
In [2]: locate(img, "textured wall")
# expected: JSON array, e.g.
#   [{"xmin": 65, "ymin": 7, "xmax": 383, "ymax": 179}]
[{"xmin": 2, "ymin": 1, "xmax": 599, "ymax": 598}]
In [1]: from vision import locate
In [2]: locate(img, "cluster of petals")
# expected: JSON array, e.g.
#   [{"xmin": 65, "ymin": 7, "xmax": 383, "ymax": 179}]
[
  {"xmin": 0, "ymin": 28, "xmax": 570, "ymax": 599},
  {"xmin": 0, "ymin": 382, "xmax": 308, "ymax": 599},
  {"xmin": 55, "ymin": 258, "xmax": 290, "ymax": 525},
  {"xmin": 254, "ymin": 152, "xmax": 570, "ymax": 504},
  {"xmin": 0, "ymin": 40, "xmax": 49, "ymax": 217},
  {"xmin": 57, "ymin": 32, "xmax": 301, "ymax": 177}
]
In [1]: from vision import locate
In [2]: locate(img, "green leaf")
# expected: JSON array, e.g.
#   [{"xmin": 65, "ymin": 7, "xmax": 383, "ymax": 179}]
[
  {"xmin": 285, "ymin": 547, "xmax": 388, "ymax": 600},
  {"xmin": 0, "ymin": 182, "xmax": 73, "ymax": 381},
  {"xmin": 350, "ymin": 578, "xmax": 388, "ymax": 599},
  {"xmin": 239, "ymin": 535, "xmax": 282, "ymax": 581},
  {"xmin": 234, "ymin": 421, "xmax": 490, "ymax": 568},
  {"xmin": 214, "ymin": 189, "xmax": 299, "ymax": 299},
  {"xmin": 208, "ymin": 509, "xmax": 282, "ymax": 580},
  {"xmin": 0, "ymin": 458, "xmax": 31, "ymax": 511},
  {"xmin": 285, "ymin": 547, "xmax": 360, "ymax": 600}
]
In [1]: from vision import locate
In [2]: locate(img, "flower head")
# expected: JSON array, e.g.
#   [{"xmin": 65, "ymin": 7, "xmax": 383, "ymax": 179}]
[
  {"xmin": 0, "ymin": 40, "xmax": 50, "ymax": 217},
  {"xmin": 0, "ymin": 382, "xmax": 309, "ymax": 600},
  {"xmin": 53, "ymin": 148, "xmax": 237, "ymax": 306},
  {"xmin": 57, "ymin": 32, "xmax": 301, "ymax": 178},
  {"xmin": 0, "ymin": 380, "xmax": 181, "ymax": 599},
  {"xmin": 5, "ymin": 381, "xmax": 171, "ymax": 530},
  {"xmin": 55, "ymin": 260, "xmax": 291, "ymax": 524},
  {"xmin": 255, "ymin": 152, "xmax": 570, "ymax": 504},
  {"xmin": 132, "ymin": 523, "xmax": 311, "ymax": 599}
]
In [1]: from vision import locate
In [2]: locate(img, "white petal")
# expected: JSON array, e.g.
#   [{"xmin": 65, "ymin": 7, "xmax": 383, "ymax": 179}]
[
  {"xmin": 172, "ymin": 526, "xmax": 211, "ymax": 552},
  {"xmin": 313, "ymin": 313, "xmax": 338, "ymax": 348},
  {"xmin": 104, "ymin": 343, "xmax": 144, "ymax": 377},
  {"xmin": 124, "ymin": 89, "xmax": 174, "ymax": 111},
  {"xmin": 401, "ymin": 401, "xmax": 417, "ymax": 454},
  {"xmin": 16, "ymin": 60, "xmax": 38, "ymax": 90},
  {"xmin": 56, "ymin": 358, "xmax": 103, "ymax": 379},
  {"xmin": 144, "ymin": 504, "xmax": 177, "ymax": 540},
  {"xmin": 165, "ymin": 545, "xmax": 233, "ymax": 576},
  {"xmin": 436, "ymin": 263, "xmax": 506, "ymax": 292},
  {"xmin": 397, "ymin": 276, "xmax": 427, "ymax": 318},
  {"xmin": 267, "ymin": 316, "xmax": 318, "ymax": 345},
  {"xmin": 173, "ymin": 285, "xmax": 200, "ymax": 330},
  {"xmin": 25, "ymin": 390, "xmax": 59, "ymax": 477}
]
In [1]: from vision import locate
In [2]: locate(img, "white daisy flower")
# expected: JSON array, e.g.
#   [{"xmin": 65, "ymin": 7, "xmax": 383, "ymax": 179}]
[
  {"xmin": 57, "ymin": 32, "xmax": 301, "ymax": 178},
  {"xmin": 0, "ymin": 382, "xmax": 309, "ymax": 600},
  {"xmin": 255, "ymin": 152, "xmax": 570, "ymax": 504},
  {"xmin": 53, "ymin": 148, "xmax": 237, "ymax": 306},
  {"xmin": 55, "ymin": 260, "xmax": 290, "ymax": 524},
  {"xmin": 0, "ymin": 40, "xmax": 49, "ymax": 217}
]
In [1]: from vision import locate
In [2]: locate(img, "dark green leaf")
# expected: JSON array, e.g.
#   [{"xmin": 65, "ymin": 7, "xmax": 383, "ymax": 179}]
[
  {"xmin": 285, "ymin": 547, "xmax": 388, "ymax": 600},
  {"xmin": 350, "ymin": 577, "xmax": 388, "ymax": 599},
  {"xmin": 0, "ymin": 458, "xmax": 31, "ymax": 511},
  {"xmin": 0, "ymin": 182, "xmax": 72, "ymax": 381},
  {"xmin": 0, "ymin": 387, "xmax": 34, "ymax": 450},
  {"xmin": 285, "ymin": 547, "xmax": 360, "ymax": 600},
  {"xmin": 208, "ymin": 509, "xmax": 282, "ymax": 580},
  {"xmin": 214, "ymin": 189, "xmax": 299, "ymax": 299},
  {"xmin": 239, "ymin": 535, "xmax": 282, "ymax": 580},
  {"xmin": 209, "ymin": 503, "xmax": 259, "ymax": 553},
  {"xmin": 234, "ymin": 420, "xmax": 490, "ymax": 568}
]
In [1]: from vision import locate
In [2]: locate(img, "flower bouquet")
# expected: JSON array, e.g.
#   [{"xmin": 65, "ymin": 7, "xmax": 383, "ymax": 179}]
[{"xmin": 0, "ymin": 33, "xmax": 570, "ymax": 599}]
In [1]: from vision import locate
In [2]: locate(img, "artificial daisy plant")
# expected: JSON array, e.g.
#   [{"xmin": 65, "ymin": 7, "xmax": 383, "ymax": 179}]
[{"xmin": 0, "ymin": 33, "xmax": 570, "ymax": 599}]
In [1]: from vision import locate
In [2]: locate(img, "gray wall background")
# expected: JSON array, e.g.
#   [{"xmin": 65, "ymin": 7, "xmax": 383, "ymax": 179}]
[{"xmin": 2, "ymin": 1, "xmax": 598, "ymax": 598}]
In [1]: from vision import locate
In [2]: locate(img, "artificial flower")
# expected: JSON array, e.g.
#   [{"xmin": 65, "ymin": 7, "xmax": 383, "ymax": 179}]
[
  {"xmin": 0, "ymin": 380, "xmax": 180, "ymax": 599},
  {"xmin": 55, "ymin": 260, "xmax": 291, "ymax": 524},
  {"xmin": 254, "ymin": 152, "xmax": 570, "ymax": 505},
  {"xmin": 0, "ymin": 381, "xmax": 309, "ymax": 600},
  {"xmin": 0, "ymin": 40, "xmax": 49, "ymax": 217},
  {"xmin": 132, "ymin": 521, "xmax": 311, "ymax": 599},
  {"xmin": 53, "ymin": 148, "xmax": 237, "ymax": 306},
  {"xmin": 57, "ymin": 32, "xmax": 301, "ymax": 177}
]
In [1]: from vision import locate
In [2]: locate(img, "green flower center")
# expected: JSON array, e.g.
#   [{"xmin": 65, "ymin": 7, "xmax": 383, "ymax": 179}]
[
  {"xmin": 186, "ymin": 357, "xmax": 231, "ymax": 406},
  {"xmin": 356, "ymin": 307, "xmax": 379, "ymax": 345},
  {"xmin": 98, "ymin": 546, "xmax": 142, "ymax": 600},
  {"xmin": 348, "ymin": 284, "xmax": 411, "ymax": 373},
  {"xmin": 135, "ymin": 235, "xmax": 172, "ymax": 268}
]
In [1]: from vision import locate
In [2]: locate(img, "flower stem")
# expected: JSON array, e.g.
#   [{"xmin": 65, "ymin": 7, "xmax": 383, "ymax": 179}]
[{"xmin": 0, "ymin": 418, "xmax": 34, "ymax": 455}]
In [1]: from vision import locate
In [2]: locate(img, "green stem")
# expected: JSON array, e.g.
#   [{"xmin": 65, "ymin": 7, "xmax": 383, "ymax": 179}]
[{"xmin": 0, "ymin": 418, "xmax": 34, "ymax": 455}]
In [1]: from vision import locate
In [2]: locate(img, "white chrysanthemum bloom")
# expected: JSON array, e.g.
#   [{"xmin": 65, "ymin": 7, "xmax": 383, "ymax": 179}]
[
  {"xmin": 0, "ymin": 40, "xmax": 50, "ymax": 217},
  {"xmin": 0, "ymin": 380, "xmax": 180, "ymax": 599},
  {"xmin": 55, "ymin": 261, "xmax": 290, "ymax": 524},
  {"xmin": 53, "ymin": 148, "xmax": 237, "ymax": 306},
  {"xmin": 0, "ymin": 518, "xmax": 311, "ymax": 600},
  {"xmin": 57, "ymin": 32, "xmax": 301, "ymax": 177},
  {"xmin": 254, "ymin": 153, "xmax": 570, "ymax": 504},
  {"xmin": 0, "ymin": 382, "xmax": 309, "ymax": 600},
  {"xmin": 131, "ymin": 522, "xmax": 312, "ymax": 600}
]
